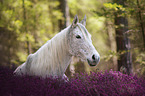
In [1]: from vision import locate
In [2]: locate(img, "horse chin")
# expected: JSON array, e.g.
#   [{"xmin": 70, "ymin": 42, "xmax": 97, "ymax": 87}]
[
  {"xmin": 89, "ymin": 63, "xmax": 97, "ymax": 66},
  {"xmin": 87, "ymin": 59, "xmax": 98, "ymax": 67}
]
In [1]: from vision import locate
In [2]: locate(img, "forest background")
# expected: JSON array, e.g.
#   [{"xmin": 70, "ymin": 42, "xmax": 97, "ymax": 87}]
[{"xmin": 0, "ymin": 0, "xmax": 145, "ymax": 77}]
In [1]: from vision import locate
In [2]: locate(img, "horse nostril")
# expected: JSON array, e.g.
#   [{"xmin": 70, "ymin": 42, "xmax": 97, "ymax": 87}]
[{"xmin": 92, "ymin": 54, "xmax": 96, "ymax": 60}]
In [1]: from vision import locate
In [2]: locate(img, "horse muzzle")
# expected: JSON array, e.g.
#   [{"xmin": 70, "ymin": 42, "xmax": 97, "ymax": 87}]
[{"xmin": 87, "ymin": 54, "xmax": 100, "ymax": 66}]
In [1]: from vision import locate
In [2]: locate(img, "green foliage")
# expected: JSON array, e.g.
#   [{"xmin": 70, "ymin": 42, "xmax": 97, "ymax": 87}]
[
  {"xmin": 136, "ymin": 53, "xmax": 145, "ymax": 65},
  {"xmin": 102, "ymin": 50, "xmax": 131, "ymax": 62},
  {"xmin": 102, "ymin": 50, "xmax": 117, "ymax": 61},
  {"xmin": 0, "ymin": 0, "xmax": 62, "ymax": 65},
  {"xmin": 136, "ymin": 52, "xmax": 145, "ymax": 75},
  {"xmin": 104, "ymin": 3, "xmax": 125, "ymax": 12}
]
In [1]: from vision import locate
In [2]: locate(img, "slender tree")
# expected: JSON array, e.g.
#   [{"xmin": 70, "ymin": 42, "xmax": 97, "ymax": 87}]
[
  {"xmin": 136, "ymin": 0, "xmax": 145, "ymax": 49},
  {"xmin": 58, "ymin": 0, "xmax": 70, "ymax": 30},
  {"xmin": 22, "ymin": 0, "xmax": 31, "ymax": 54},
  {"xmin": 105, "ymin": 20, "xmax": 117, "ymax": 70},
  {"xmin": 114, "ymin": 0, "xmax": 133, "ymax": 74}
]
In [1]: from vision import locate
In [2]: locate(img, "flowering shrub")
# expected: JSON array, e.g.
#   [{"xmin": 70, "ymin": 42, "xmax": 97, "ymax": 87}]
[{"xmin": 0, "ymin": 67, "xmax": 145, "ymax": 96}]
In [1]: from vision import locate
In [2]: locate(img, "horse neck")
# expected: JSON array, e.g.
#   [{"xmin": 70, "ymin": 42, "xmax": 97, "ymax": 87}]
[
  {"xmin": 31, "ymin": 27, "xmax": 72, "ymax": 77},
  {"xmin": 49, "ymin": 29, "xmax": 72, "ymax": 68}
]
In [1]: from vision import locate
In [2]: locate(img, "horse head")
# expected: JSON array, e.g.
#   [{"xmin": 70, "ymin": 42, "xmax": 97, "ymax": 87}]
[{"xmin": 68, "ymin": 15, "xmax": 100, "ymax": 66}]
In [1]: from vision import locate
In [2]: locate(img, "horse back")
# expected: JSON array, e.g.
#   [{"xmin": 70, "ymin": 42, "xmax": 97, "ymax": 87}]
[{"xmin": 14, "ymin": 54, "xmax": 33, "ymax": 76}]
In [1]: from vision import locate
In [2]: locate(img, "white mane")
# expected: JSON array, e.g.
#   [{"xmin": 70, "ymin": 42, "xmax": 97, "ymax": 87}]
[{"xmin": 14, "ymin": 26, "xmax": 72, "ymax": 78}]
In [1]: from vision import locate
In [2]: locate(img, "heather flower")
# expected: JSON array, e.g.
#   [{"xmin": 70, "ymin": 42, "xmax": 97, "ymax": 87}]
[{"xmin": 0, "ymin": 67, "xmax": 145, "ymax": 96}]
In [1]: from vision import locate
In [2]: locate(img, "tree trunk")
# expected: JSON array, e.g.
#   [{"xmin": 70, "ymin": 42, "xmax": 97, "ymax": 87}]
[
  {"xmin": 22, "ymin": 0, "xmax": 31, "ymax": 55},
  {"xmin": 114, "ymin": 0, "xmax": 133, "ymax": 75},
  {"xmin": 137, "ymin": 0, "xmax": 145, "ymax": 49},
  {"xmin": 106, "ymin": 20, "xmax": 117, "ymax": 70},
  {"xmin": 58, "ymin": 0, "xmax": 70, "ymax": 30}
]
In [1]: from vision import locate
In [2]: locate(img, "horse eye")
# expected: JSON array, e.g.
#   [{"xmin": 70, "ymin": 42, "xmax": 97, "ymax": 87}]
[{"xmin": 76, "ymin": 35, "xmax": 81, "ymax": 39}]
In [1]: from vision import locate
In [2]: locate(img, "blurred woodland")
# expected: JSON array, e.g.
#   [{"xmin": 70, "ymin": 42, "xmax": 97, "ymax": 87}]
[{"xmin": 0, "ymin": 0, "xmax": 145, "ymax": 77}]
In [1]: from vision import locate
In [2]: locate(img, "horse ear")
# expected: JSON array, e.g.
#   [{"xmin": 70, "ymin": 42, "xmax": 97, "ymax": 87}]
[
  {"xmin": 80, "ymin": 15, "xmax": 87, "ymax": 26},
  {"xmin": 71, "ymin": 15, "xmax": 79, "ymax": 28}
]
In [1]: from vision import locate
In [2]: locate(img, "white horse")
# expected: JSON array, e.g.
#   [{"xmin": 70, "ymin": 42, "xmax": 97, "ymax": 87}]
[{"xmin": 14, "ymin": 15, "xmax": 100, "ymax": 79}]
